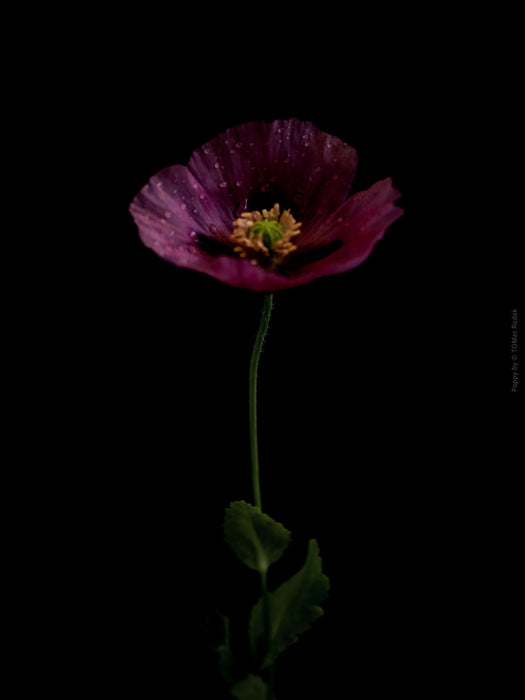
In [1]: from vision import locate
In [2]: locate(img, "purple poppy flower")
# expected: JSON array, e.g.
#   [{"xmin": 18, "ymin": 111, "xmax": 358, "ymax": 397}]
[{"xmin": 129, "ymin": 118, "xmax": 403, "ymax": 292}]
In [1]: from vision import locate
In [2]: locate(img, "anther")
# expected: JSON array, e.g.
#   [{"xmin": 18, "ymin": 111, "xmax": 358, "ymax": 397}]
[{"xmin": 230, "ymin": 203, "xmax": 301, "ymax": 266}]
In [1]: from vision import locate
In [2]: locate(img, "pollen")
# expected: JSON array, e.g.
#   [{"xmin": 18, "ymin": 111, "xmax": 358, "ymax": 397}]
[{"xmin": 231, "ymin": 203, "xmax": 302, "ymax": 266}]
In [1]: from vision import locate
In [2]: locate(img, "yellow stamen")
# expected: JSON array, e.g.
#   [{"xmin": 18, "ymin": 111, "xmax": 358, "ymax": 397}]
[{"xmin": 231, "ymin": 203, "xmax": 301, "ymax": 266}]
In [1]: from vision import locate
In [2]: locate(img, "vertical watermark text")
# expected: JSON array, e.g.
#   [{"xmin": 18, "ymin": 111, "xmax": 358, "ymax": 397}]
[{"xmin": 510, "ymin": 308, "xmax": 519, "ymax": 392}]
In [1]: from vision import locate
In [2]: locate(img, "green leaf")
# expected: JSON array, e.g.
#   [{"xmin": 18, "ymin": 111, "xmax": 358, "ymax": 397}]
[
  {"xmin": 249, "ymin": 539, "xmax": 330, "ymax": 668},
  {"xmin": 230, "ymin": 674, "xmax": 268, "ymax": 700},
  {"xmin": 224, "ymin": 501, "xmax": 291, "ymax": 573}
]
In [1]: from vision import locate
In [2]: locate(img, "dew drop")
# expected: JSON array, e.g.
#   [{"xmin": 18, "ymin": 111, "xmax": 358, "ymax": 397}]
[
  {"xmin": 164, "ymin": 211, "xmax": 172, "ymax": 219},
  {"xmin": 203, "ymin": 147, "xmax": 211, "ymax": 155},
  {"xmin": 180, "ymin": 203, "xmax": 186, "ymax": 210},
  {"xmin": 235, "ymin": 180, "xmax": 243, "ymax": 187},
  {"xmin": 192, "ymin": 208, "xmax": 198, "ymax": 214},
  {"xmin": 235, "ymin": 142, "xmax": 243, "ymax": 149},
  {"xmin": 214, "ymin": 161, "xmax": 221, "ymax": 169},
  {"xmin": 260, "ymin": 183, "xmax": 270, "ymax": 192},
  {"xmin": 209, "ymin": 224, "xmax": 218, "ymax": 234},
  {"xmin": 199, "ymin": 193, "xmax": 205, "ymax": 200},
  {"xmin": 337, "ymin": 217, "xmax": 344, "ymax": 223},
  {"xmin": 190, "ymin": 231, "xmax": 198, "ymax": 240},
  {"xmin": 219, "ymin": 181, "xmax": 228, "ymax": 188}
]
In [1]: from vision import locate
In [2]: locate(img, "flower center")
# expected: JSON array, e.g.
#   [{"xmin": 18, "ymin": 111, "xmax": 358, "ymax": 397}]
[{"xmin": 230, "ymin": 203, "xmax": 302, "ymax": 266}]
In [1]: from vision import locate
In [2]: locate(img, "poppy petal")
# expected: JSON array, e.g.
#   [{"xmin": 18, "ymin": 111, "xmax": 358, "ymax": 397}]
[
  {"xmin": 187, "ymin": 118, "xmax": 358, "ymax": 226},
  {"xmin": 286, "ymin": 177, "xmax": 403, "ymax": 283}
]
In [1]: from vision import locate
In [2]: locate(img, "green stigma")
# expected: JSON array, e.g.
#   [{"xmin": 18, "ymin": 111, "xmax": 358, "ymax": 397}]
[{"xmin": 251, "ymin": 220, "xmax": 283, "ymax": 249}]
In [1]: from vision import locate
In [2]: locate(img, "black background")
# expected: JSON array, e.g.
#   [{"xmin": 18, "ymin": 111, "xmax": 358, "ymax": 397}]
[{"xmin": 47, "ymin": 6, "xmax": 520, "ymax": 698}]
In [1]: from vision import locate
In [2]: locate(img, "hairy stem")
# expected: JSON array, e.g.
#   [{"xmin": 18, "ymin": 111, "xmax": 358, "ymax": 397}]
[
  {"xmin": 249, "ymin": 293, "xmax": 273, "ymax": 511},
  {"xmin": 249, "ymin": 293, "xmax": 275, "ymax": 697}
]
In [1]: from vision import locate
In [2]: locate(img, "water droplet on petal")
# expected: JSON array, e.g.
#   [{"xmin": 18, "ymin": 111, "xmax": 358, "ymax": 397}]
[
  {"xmin": 190, "ymin": 231, "xmax": 198, "ymax": 240},
  {"xmin": 203, "ymin": 147, "xmax": 211, "ymax": 155},
  {"xmin": 209, "ymin": 224, "xmax": 218, "ymax": 234},
  {"xmin": 180, "ymin": 203, "xmax": 186, "ymax": 210},
  {"xmin": 235, "ymin": 180, "xmax": 243, "ymax": 187},
  {"xmin": 260, "ymin": 183, "xmax": 270, "ymax": 192},
  {"xmin": 235, "ymin": 142, "xmax": 243, "ymax": 149},
  {"xmin": 219, "ymin": 181, "xmax": 228, "ymax": 188},
  {"xmin": 214, "ymin": 161, "xmax": 220, "ymax": 169},
  {"xmin": 164, "ymin": 211, "xmax": 172, "ymax": 219},
  {"xmin": 199, "ymin": 193, "xmax": 205, "ymax": 200}
]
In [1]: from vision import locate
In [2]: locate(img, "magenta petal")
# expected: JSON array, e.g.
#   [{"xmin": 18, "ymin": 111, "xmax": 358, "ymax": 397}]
[
  {"xmin": 129, "ymin": 163, "xmax": 237, "ymax": 267},
  {"xmin": 288, "ymin": 178, "xmax": 403, "ymax": 282},
  {"xmin": 187, "ymin": 118, "xmax": 358, "ymax": 225}
]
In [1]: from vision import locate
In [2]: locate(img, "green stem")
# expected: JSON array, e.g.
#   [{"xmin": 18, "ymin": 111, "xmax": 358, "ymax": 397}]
[
  {"xmin": 260, "ymin": 569, "xmax": 275, "ymax": 700},
  {"xmin": 249, "ymin": 293, "xmax": 273, "ymax": 511},
  {"xmin": 249, "ymin": 293, "xmax": 275, "ymax": 698}
]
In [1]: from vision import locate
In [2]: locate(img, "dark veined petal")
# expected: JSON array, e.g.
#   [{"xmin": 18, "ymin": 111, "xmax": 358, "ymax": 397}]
[
  {"xmin": 282, "ymin": 178, "xmax": 403, "ymax": 285},
  {"xmin": 129, "ymin": 163, "xmax": 240, "ymax": 272},
  {"xmin": 187, "ymin": 118, "xmax": 358, "ymax": 226}
]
